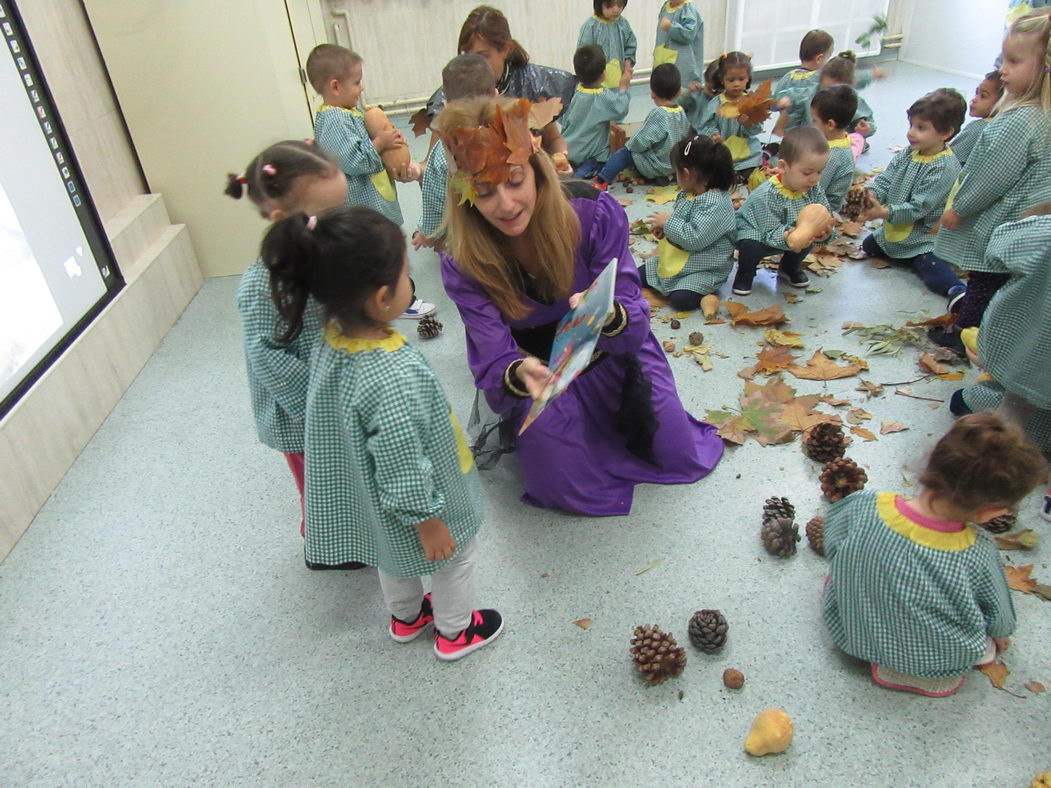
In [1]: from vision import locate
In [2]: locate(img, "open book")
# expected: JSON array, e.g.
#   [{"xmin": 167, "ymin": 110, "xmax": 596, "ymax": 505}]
[{"xmin": 519, "ymin": 258, "xmax": 617, "ymax": 434}]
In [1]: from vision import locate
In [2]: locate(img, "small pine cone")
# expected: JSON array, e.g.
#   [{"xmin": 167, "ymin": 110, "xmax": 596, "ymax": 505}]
[
  {"xmin": 820, "ymin": 457, "xmax": 868, "ymax": 502},
  {"xmin": 687, "ymin": 609, "xmax": 728, "ymax": 653},
  {"xmin": 843, "ymin": 185, "xmax": 868, "ymax": 221},
  {"xmin": 630, "ymin": 624, "xmax": 687, "ymax": 683},
  {"xmin": 416, "ymin": 314, "xmax": 443, "ymax": 339},
  {"xmin": 806, "ymin": 516, "xmax": 826, "ymax": 556},
  {"xmin": 762, "ymin": 496, "xmax": 795, "ymax": 522},
  {"xmin": 803, "ymin": 422, "xmax": 849, "ymax": 463},
  {"xmin": 761, "ymin": 515, "xmax": 800, "ymax": 557},
  {"xmin": 976, "ymin": 513, "xmax": 1015, "ymax": 534}
]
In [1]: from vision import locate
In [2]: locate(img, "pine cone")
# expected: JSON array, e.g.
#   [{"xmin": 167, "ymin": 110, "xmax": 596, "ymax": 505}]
[
  {"xmin": 416, "ymin": 314, "xmax": 443, "ymax": 339},
  {"xmin": 843, "ymin": 185, "xmax": 868, "ymax": 221},
  {"xmin": 803, "ymin": 422, "xmax": 848, "ymax": 463},
  {"xmin": 687, "ymin": 609, "xmax": 728, "ymax": 652},
  {"xmin": 762, "ymin": 496, "xmax": 795, "ymax": 522},
  {"xmin": 806, "ymin": 516, "xmax": 826, "ymax": 556},
  {"xmin": 820, "ymin": 457, "xmax": 868, "ymax": 502},
  {"xmin": 630, "ymin": 624, "xmax": 686, "ymax": 683},
  {"xmin": 976, "ymin": 513, "xmax": 1015, "ymax": 534},
  {"xmin": 761, "ymin": 515, "xmax": 800, "ymax": 557}
]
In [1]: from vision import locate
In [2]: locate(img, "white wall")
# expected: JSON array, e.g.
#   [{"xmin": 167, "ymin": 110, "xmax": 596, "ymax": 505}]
[{"xmin": 899, "ymin": 0, "xmax": 1008, "ymax": 79}]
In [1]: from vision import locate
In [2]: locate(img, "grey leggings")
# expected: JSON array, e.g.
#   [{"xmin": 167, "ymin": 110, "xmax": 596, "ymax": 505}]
[{"xmin": 378, "ymin": 538, "xmax": 477, "ymax": 637}]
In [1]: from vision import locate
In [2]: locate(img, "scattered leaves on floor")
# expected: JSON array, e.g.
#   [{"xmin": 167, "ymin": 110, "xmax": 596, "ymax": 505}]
[
  {"xmin": 806, "ymin": 253, "xmax": 844, "ymax": 277},
  {"xmin": 847, "ymin": 407, "xmax": 872, "ymax": 424},
  {"xmin": 739, "ymin": 345, "xmax": 800, "ymax": 378},
  {"xmin": 838, "ymin": 220, "xmax": 864, "ymax": 237},
  {"xmin": 674, "ymin": 342, "xmax": 724, "ymax": 371},
  {"xmin": 851, "ymin": 426, "xmax": 878, "ymax": 442},
  {"xmin": 706, "ymin": 375, "xmax": 839, "ymax": 446},
  {"xmin": 995, "ymin": 530, "xmax": 1039, "ymax": 550},
  {"xmin": 635, "ymin": 559, "xmax": 663, "ymax": 575},
  {"xmin": 978, "ymin": 661, "xmax": 1010, "ymax": 689},
  {"xmin": 726, "ymin": 301, "xmax": 788, "ymax": 326},
  {"xmin": 1025, "ymin": 681, "xmax": 1046, "ymax": 694},
  {"xmin": 644, "ymin": 184, "xmax": 679, "ymax": 204},
  {"xmin": 764, "ymin": 329, "xmax": 805, "ymax": 348},
  {"xmin": 784, "ymin": 292, "xmax": 801, "ymax": 304},
  {"xmin": 787, "ymin": 350, "xmax": 864, "ymax": 381},
  {"xmin": 880, "ymin": 420, "xmax": 908, "ymax": 435},
  {"xmin": 629, "ymin": 218, "xmax": 657, "ymax": 242},
  {"xmin": 573, "ymin": 618, "xmax": 592, "ymax": 630},
  {"xmin": 842, "ymin": 322, "xmax": 928, "ymax": 355},
  {"xmin": 856, "ymin": 379, "xmax": 885, "ymax": 398},
  {"xmin": 820, "ymin": 394, "xmax": 851, "ymax": 407},
  {"xmin": 1005, "ymin": 564, "xmax": 1037, "ymax": 594},
  {"xmin": 918, "ymin": 352, "xmax": 950, "ymax": 375}
]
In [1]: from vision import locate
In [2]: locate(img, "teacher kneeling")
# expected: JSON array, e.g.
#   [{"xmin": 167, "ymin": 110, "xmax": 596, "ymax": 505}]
[{"xmin": 435, "ymin": 97, "xmax": 723, "ymax": 516}]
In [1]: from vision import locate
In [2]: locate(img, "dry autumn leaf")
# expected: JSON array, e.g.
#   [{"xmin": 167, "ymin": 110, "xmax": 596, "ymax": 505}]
[
  {"xmin": 880, "ymin": 420, "xmax": 908, "ymax": 435},
  {"xmin": 781, "ymin": 398, "xmax": 839, "ymax": 432},
  {"xmin": 573, "ymin": 618, "xmax": 593, "ymax": 630},
  {"xmin": 851, "ymin": 426, "xmax": 878, "ymax": 442},
  {"xmin": 787, "ymin": 350, "xmax": 864, "ymax": 381},
  {"xmin": 725, "ymin": 301, "xmax": 788, "ymax": 327},
  {"xmin": 847, "ymin": 407, "xmax": 872, "ymax": 424},
  {"xmin": 409, "ymin": 106, "xmax": 432, "ymax": 137},
  {"xmin": 1025, "ymin": 681, "xmax": 1046, "ymax": 694},
  {"xmin": 978, "ymin": 661, "xmax": 1010, "ymax": 689},
  {"xmin": 719, "ymin": 77, "xmax": 776, "ymax": 126},
  {"xmin": 644, "ymin": 184, "xmax": 679, "ymax": 204},
  {"xmin": 764, "ymin": 329, "xmax": 805, "ymax": 348},
  {"xmin": 784, "ymin": 292, "xmax": 801, "ymax": 304},
  {"xmin": 754, "ymin": 346, "xmax": 799, "ymax": 374},
  {"xmin": 994, "ymin": 530, "xmax": 1039, "ymax": 550},
  {"xmin": 1033, "ymin": 584, "xmax": 1051, "ymax": 601},
  {"xmin": 918, "ymin": 352, "xmax": 951, "ymax": 375},
  {"xmin": 528, "ymin": 97, "xmax": 564, "ymax": 131},
  {"xmin": 820, "ymin": 394, "xmax": 851, "ymax": 407},
  {"xmin": 1005, "ymin": 564, "xmax": 1037, "ymax": 594}
]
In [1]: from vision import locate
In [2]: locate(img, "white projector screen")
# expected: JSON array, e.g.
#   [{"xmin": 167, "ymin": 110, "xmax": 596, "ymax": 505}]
[{"xmin": 0, "ymin": 1, "xmax": 123, "ymax": 416}]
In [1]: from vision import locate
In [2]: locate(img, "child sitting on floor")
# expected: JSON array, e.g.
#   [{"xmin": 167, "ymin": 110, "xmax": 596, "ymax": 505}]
[
  {"xmin": 858, "ymin": 89, "xmax": 967, "ymax": 302},
  {"xmin": 641, "ymin": 135, "xmax": 737, "ymax": 310},
  {"xmin": 774, "ymin": 28, "xmax": 835, "ymax": 134},
  {"xmin": 810, "ymin": 84, "xmax": 858, "ymax": 212},
  {"xmin": 696, "ymin": 51, "xmax": 763, "ymax": 181},
  {"xmin": 594, "ymin": 63, "xmax": 689, "ymax": 188},
  {"xmin": 561, "ymin": 44, "xmax": 632, "ymax": 179},
  {"xmin": 734, "ymin": 126, "xmax": 832, "ymax": 295},
  {"xmin": 577, "ymin": 0, "xmax": 637, "ymax": 90},
  {"xmin": 950, "ymin": 71, "xmax": 1004, "ymax": 166},
  {"xmin": 819, "ymin": 53, "xmax": 877, "ymax": 158},
  {"xmin": 823, "ymin": 412, "xmax": 1045, "ymax": 697}
]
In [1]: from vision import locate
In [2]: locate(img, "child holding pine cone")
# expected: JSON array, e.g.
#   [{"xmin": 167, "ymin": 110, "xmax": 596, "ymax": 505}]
[{"xmin": 822, "ymin": 413, "xmax": 1046, "ymax": 697}]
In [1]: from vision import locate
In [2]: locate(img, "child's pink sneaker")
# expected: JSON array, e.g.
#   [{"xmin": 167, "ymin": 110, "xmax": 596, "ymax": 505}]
[
  {"xmin": 870, "ymin": 663, "xmax": 965, "ymax": 697},
  {"xmin": 433, "ymin": 609, "xmax": 503, "ymax": 661},
  {"xmin": 389, "ymin": 593, "xmax": 433, "ymax": 643}
]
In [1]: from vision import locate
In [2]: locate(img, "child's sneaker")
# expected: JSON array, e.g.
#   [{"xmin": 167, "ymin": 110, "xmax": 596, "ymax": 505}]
[
  {"xmin": 399, "ymin": 298, "xmax": 436, "ymax": 319},
  {"xmin": 433, "ymin": 608, "xmax": 503, "ymax": 661},
  {"xmin": 779, "ymin": 268, "xmax": 810, "ymax": 288},
  {"xmin": 389, "ymin": 593, "xmax": 433, "ymax": 643},
  {"xmin": 731, "ymin": 275, "xmax": 753, "ymax": 296},
  {"xmin": 591, "ymin": 178, "xmax": 609, "ymax": 192},
  {"xmin": 1041, "ymin": 487, "xmax": 1051, "ymax": 522},
  {"xmin": 946, "ymin": 285, "xmax": 967, "ymax": 314}
]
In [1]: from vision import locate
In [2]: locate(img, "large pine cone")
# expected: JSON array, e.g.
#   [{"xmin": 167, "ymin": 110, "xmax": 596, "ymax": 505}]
[
  {"xmin": 843, "ymin": 185, "xmax": 868, "ymax": 221},
  {"xmin": 630, "ymin": 625, "xmax": 686, "ymax": 683},
  {"xmin": 762, "ymin": 496, "xmax": 795, "ymax": 522},
  {"xmin": 976, "ymin": 513, "xmax": 1015, "ymax": 534},
  {"xmin": 806, "ymin": 516, "xmax": 826, "ymax": 556},
  {"xmin": 416, "ymin": 314, "xmax": 443, "ymax": 339},
  {"xmin": 803, "ymin": 422, "xmax": 849, "ymax": 463},
  {"xmin": 688, "ymin": 609, "xmax": 728, "ymax": 652},
  {"xmin": 761, "ymin": 515, "xmax": 800, "ymax": 557},
  {"xmin": 820, "ymin": 457, "xmax": 868, "ymax": 502}
]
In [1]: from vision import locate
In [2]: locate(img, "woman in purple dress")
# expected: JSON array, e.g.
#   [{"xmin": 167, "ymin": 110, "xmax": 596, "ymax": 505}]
[{"xmin": 435, "ymin": 97, "xmax": 723, "ymax": 516}]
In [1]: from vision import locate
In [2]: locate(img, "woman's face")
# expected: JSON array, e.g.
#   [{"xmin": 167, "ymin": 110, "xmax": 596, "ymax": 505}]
[
  {"xmin": 472, "ymin": 164, "xmax": 537, "ymax": 237},
  {"xmin": 464, "ymin": 35, "xmax": 511, "ymax": 81}
]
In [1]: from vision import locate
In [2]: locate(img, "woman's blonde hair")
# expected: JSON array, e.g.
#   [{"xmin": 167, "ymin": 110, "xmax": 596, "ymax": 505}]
[
  {"xmin": 435, "ymin": 97, "xmax": 580, "ymax": 320},
  {"xmin": 1004, "ymin": 9, "xmax": 1051, "ymax": 111}
]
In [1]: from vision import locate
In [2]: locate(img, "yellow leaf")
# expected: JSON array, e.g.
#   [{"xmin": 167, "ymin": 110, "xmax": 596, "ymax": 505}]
[
  {"xmin": 644, "ymin": 184, "xmax": 679, "ymax": 204},
  {"xmin": 787, "ymin": 350, "xmax": 864, "ymax": 381},
  {"xmin": 850, "ymin": 426, "xmax": 878, "ymax": 442},
  {"xmin": 764, "ymin": 329, "xmax": 805, "ymax": 348}
]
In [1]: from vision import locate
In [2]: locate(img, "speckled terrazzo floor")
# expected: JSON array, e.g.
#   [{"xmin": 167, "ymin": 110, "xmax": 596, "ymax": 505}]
[{"xmin": 1, "ymin": 63, "xmax": 1048, "ymax": 786}]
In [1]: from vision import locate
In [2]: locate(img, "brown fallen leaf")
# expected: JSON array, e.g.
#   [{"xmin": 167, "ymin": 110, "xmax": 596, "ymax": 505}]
[
  {"xmin": 540, "ymin": 572, "xmax": 550, "ymax": 578},
  {"xmin": 839, "ymin": 220, "xmax": 864, "ymax": 237},
  {"xmin": 851, "ymin": 426, "xmax": 878, "ymax": 442},
  {"xmin": 1005, "ymin": 564, "xmax": 1037, "ymax": 594},
  {"xmin": 725, "ymin": 301, "xmax": 788, "ymax": 327},
  {"xmin": 869, "ymin": 258, "xmax": 891, "ymax": 269},
  {"xmin": 573, "ymin": 618, "xmax": 592, "ymax": 630},
  {"xmin": 938, "ymin": 371, "xmax": 965, "ymax": 381},
  {"xmin": 754, "ymin": 345, "xmax": 799, "ymax": 374},
  {"xmin": 784, "ymin": 292, "xmax": 801, "ymax": 304},
  {"xmin": 994, "ymin": 529, "xmax": 1039, "ymax": 550},
  {"xmin": 880, "ymin": 420, "xmax": 908, "ymax": 435},
  {"xmin": 1025, "ymin": 680, "xmax": 1046, "ymax": 694},
  {"xmin": 528, "ymin": 97, "xmax": 564, "ymax": 130},
  {"xmin": 781, "ymin": 398, "xmax": 839, "ymax": 433},
  {"xmin": 1032, "ymin": 584, "xmax": 1051, "ymax": 602},
  {"xmin": 978, "ymin": 661, "xmax": 1010, "ymax": 689},
  {"xmin": 642, "ymin": 288, "xmax": 669, "ymax": 308},
  {"xmin": 409, "ymin": 106, "xmax": 432, "ymax": 137},
  {"xmin": 764, "ymin": 329, "xmax": 805, "ymax": 348},
  {"xmin": 787, "ymin": 350, "xmax": 864, "ymax": 381},
  {"xmin": 856, "ymin": 379, "xmax": 885, "ymax": 398},
  {"xmin": 820, "ymin": 394, "xmax": 851, "ymax": 407},
  {"xmin": 906, "ymin": 314, "xmax": 954, "ymax": 328},
  {"xmin": 918, "ymin": 352, "xmax": 951, "ymax": 375},
  {"xmin": 846, "ymin": 407, "xmax": 872, "ymax": 424}
]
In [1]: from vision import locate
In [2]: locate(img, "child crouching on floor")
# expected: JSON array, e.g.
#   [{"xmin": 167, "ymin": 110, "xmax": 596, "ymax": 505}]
[{"xmin": 823, "ymin": 412, "xmax": 1046, "ymax": 697}]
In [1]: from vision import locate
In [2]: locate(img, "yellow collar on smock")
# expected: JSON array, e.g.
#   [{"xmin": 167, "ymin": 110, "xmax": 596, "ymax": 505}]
[
  {"xmin": 325, "ymin": 324, "xmax": 405, "ymax": 353},
  {"xmin": 876, "ymin": 492, "xmax": 977, "ymax": 551}
]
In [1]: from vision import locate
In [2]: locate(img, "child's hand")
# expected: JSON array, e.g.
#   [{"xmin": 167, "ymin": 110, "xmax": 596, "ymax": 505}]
[
  {"xmin": 373, "ymin": 127, "xmax": 403, "ymax": 153},
  {"xmin": 619, "ymin": 63, "xmax": 635, "ymax": 91},
  {"xmin": 550, "ymin": 152, "xmax": 573, "ymax": 177},
  {"xmin": 516, "ymin": 356, "xmax": 551, "ymax": 399},
  {"xmin": 688, "ymin": 80, "xmax": 702, "ymax": 94},
  {"xmin": 647, "ymin": 211, "xmax": 671, "ymax": 234},
  {"xmin": 660, "ymin": 18, "xmax": 672, "ymax": 31},
  {"xmin": 860, "ymin": 197, "xmax": 888, "ymax": 222},
  {"xmin": 710, "ymin": 132, "xmax": 723, "ymax": 144},
  {"xmin": 776, "ymin": 97, "xmax": 791, "ymax": 110},
  {"xmin": 416, "ymin": 518, "xmax": 456, "ymax": 562},
  {"xmin": 412, "ymin": 230, "xmax": 435, "ymax": 250},
  {"xmin": 994, "ymin": 637, "xmax": 1010, "ymax": 653},
  {"xmin": 941, "ymin": 208, "xmax": 961, "ymax": 231},
  {"xmin": 855, "ymin": 118, "xmax": 874, "ymax": 137},
  {"xmin": 392, "ymin": 160, "xmax": 422, "ymax": 182}
]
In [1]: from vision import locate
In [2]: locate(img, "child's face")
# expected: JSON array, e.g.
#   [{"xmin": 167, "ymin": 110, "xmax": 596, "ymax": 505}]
[
  {"xmin": 473, "ymin": 163, "xmax": 537, "ymax": 237},
  {"xmin": 999, "ymin": 32, "xmax": 1043, "ymax": 98},
  {"xmin": 969, "ymin": 78, "xmax": 1000, "ymax": 117},
  {"xmin": 906, "ymin": 116, "xmax": 950, "ymax": 155},
  {"xmin": 722, "ymin": 65, "xmax": 750, "ymax": 98},
  {"xmin": 780, "ymin": 151, "xmax": 828, "ymax": 192},
  {"xmin": 333, "ymin": 63, "xmax": 364, "ymax": 109},
  {"xmin": 464, "ymin": 36, "xmax": 511, "ymax": 81},
  {"xmin": 601, "ymin": 1, "xmax": 625, "ymax": 20}
]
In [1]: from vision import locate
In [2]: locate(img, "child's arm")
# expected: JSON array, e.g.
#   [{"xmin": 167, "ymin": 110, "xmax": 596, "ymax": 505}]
[
  {"xmin": 882, "ymin": 162, "xmax": 959, "ymax": 225},
  {"xmin": 666, "ymin": 5, "xmax": 700, "ymax": 44},
  {"xmin": 623, "ymin": 21, "xmax": 637, "ymax": 66},
  {"xmin": 747, "ymin": 195, "xmax": 795, "ymax": 250},
  {"xmin": 973, "ymin": 548, "xmax": 1017, "ymax": 639},
  {"xmin": 315, "ymin": 114, "xmax": 384, "ymax": 177},
  {"xmin": 415, "ymin": 139, "xmax": 447, "ymax": 243},
  {"xmin": 950, "ymin": 113, "xmax": 1033, "ymax": 219},
  {"xmin": 598, "ymin": 86, "xmax": 631, "ymax": 123},
  {"xmin": 820, "ymin": 495, "xmax": 858, "ymax": 559}
]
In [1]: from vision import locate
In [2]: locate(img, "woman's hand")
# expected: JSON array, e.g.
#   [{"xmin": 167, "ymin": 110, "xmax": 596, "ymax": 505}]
[
  {"xmin": 569, "ymin": 291, "xmax": 616, "ymax": 326},
  {"xmin": 416, "ymin": 518, "xmax": 456, "ymax": 562},
  {"xmin": 516, "ymin": 356, "xmax": 551, "ymax": 399},
  {"xmin": 940, "ymin": 208, "xmax": 961, "ymax": 231}
]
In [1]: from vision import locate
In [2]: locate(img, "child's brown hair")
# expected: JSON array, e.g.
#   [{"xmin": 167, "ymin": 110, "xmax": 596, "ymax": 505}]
[
  {"xmin": 224, "ymin": 140, "xmax": 338, "ymax": 216},
  {"xmin": 443, "ymin": 54, "xmax": 497, "ymax": 100},
  {"xmin": 821, "ymin": 52, "xmax": 857, "ymax": 86},
  {"xmin": 909, "ymin": 89, "xmax": 967, "ymax": 137},
  {"xmin": 305, "ymin": 44, "xmax": 362, "ymax": 94},
  {"xmin": 800, "ymin": 29, "xmax": 834, "ymax": 63},
  {"xmin": 919, "ymin": 412, "xmax": 1046, "ymax": 512},
  {"xmin": 458, "ymin": 6, "xmax": 529, "ymax": 69}
]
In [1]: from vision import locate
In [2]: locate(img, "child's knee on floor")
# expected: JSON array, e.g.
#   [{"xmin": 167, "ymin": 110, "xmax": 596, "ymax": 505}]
[{"xmin": 668, "ymin": 290, "xmax": 702, "ymax": 311}]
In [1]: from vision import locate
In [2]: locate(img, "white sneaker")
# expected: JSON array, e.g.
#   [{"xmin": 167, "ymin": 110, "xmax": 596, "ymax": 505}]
[
  {"xmin": 1040, "ymin": 489, "xmax": 1051, "ymax": 522},
  {"xmin": 399, "ymin": 298, "xmax": 436, "ymax": 319}
]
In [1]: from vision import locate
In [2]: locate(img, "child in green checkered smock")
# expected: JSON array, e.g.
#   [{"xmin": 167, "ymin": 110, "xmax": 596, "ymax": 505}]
[
  {"xmin": 226, "ymin": 140, "xmax": 350, "ymax": 541},
  {"xmin": 654, "ymin": 0, "xmax": 703, "ymax": 89},
  {"xmin": 577, "ymin": 0, "xmax": 637, "ymax": 90},
  {"xmin": 823, "ymin": 412, "xmax": 1046, "ymax": 697},
  {"xmin": 773, "ymin": 29, "xmax": 834, "ymax": 134},
  {"xmin": 934, "ymin": 10, "xmax": 1051, "ymax": 331},
  {"xmin": 950, "ymin": 71, "xmax": 1003, "ymax": 166},
  {"xmin": 810, "ymin": 85, "xmax": 860, "ymax": 213},
  {"xmin": 642, "ymin": 135, "xmax": 736, "ymax": 310},
  {"xmin": 696, "ymin": 53, "xmax": 763, "ymax": 175},
  {"xmin": 562, "ymin": 45, "xmax": 632, "ymax": 179},
  {"xmin": 262, "ymin": 205, "xmax": 503, "ymax": 661}
]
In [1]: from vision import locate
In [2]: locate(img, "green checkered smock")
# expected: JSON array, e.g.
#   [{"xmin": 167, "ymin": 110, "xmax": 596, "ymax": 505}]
[
  {"xmin": 949, "ymin": 118, "xmax": 988, "ymax": 166},
  {"xmin": 849, "ymin": 94, "xmax": 876, "ymax": 135},
  {"xmin": 934, "ymin": 105, "xmax": 1051, "ymax": 272},
  {"xmin": 696, "ymin": 94, "xmax": 763, "ymax": 171},
  {"xmin": 653, "ymin": 0, "xmax": 704, "ymax": 87},
  {"xmin": 979, "ymin": 214, "xmax": 1051, "ymax": 410},
  {"xmin": 303, "ymin": 327, "xmax": 482, "ymax": 577},
  {"xmin": 314, "ymin": 104, "xmax": 403, "ymax": 226},
  {"xmin": 960, "ymin": 380, "xmax": 1051, "ymax": 454},
  {"xmin": 736, "ymin": 175, "xmax": 831, "ymax": 251},
  {"xmin": 577, "ymin": 15, "xmax": 637, "ymax": 90},
  {"xmin": 626, "ymin": 105, "xmax": 690, "ymax": 179},
  {"xmin": 644, "ymin": 189, "xmax": 736, "ymax": 295},
  {"xmin": 820, "ymin": 138, "xmax": 856, "ymax": 213},
  {"xmin": 775, "ymin": 68, "xmax": 820, "ymax": 131},
  {"xmin": 417, "ymin": 141, "xmax": 448, "ymax": 240},
  {"xmin": 236, "ymin": 260, "xmax": 324, "ymax": 453},
  {"xmin": 869, "ymin": 147, "xmax": 961, "ymax": 259},
  {"xmin": 823, "ymin": 490, "xmax": 1015, "ymax": 678},
  {"xmin": 561, "ymin": 85, "xmax": 630, "ymax": 165}
]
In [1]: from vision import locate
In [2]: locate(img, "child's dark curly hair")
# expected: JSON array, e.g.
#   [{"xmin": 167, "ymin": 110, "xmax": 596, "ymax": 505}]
[{"xmin": 710, "ymin": 51, "xmax": 753, "ymax": 93}]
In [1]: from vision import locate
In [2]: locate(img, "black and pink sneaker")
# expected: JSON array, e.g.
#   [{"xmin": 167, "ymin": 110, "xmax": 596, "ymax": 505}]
[
  {"xmin": 389, "ymin": 594, "xmax": 434, "ymax": 643},
  {"xmin": 433, "ymin": 609, "xmax": 503, "ymax": 662}
]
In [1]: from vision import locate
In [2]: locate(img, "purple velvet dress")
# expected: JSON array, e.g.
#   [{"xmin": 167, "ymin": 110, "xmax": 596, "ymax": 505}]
[{"xmin": 440, "ymin": 187, "xmax": 724, "ymax": 516}]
